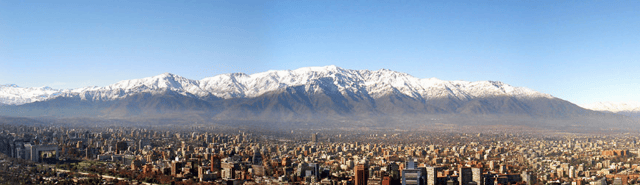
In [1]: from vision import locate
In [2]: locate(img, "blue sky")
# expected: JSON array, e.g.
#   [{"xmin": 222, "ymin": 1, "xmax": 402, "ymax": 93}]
[{"xmin": 1, "ymin": 1, "xmax": 639, "ymax": 105}]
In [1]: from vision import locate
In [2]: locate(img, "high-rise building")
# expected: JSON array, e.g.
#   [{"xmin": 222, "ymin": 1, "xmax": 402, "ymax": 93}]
[
  {"xmin": 211, "ymin": 154, "xmax": 221, "ymax": 174},
  {"xmin": 138, "ymin": 139, "xmax": 151, "ymax": 151},
  {"xmin": 252, "ymin": 147, "xmax": 262, "ymax": 165},
  {"xmin": 355, "ymin": 164, "xmax": 369, "ymax": 185},
  {"xmin": 402, "ymin": 159, "xmax": 424, "ymax": 185},
  {"xmin": 312, "ymin": 133, "xmax": 318, "ymax": 143},
  {"xmin": 198, "ymin": 166, "xmax": 205, "ymax": 181},
  {"xmin": 426, "ymin": 167, "xmax": 443, "ymax": 185},
  {"xmin": 388, "ymin": 163, "xmax": 401, "ymax": 183},
  {"xmin": 521, "ymin": 171, "xmax": 534, "ymax": 185},
  {"xmin": 222, "ymin": 162, "xmax": 236, "ymax": 179},
  {"xmin": 115, "ymin": 141, "xmax": 128, "ymax": 154},
  {"xmin": 472, "ymin": 168, "xmax": 483, "ymax": 185},
  {"xmin": 459, "ymin": 167, "xmax": 473, "ymax": 185},
  {"xmin": 171, "ymin": 161, "xmax": 182, "ymax": 176},
  {"xmin": 569, "ymin": 166, "xmax": 575, "ymax": 178}
]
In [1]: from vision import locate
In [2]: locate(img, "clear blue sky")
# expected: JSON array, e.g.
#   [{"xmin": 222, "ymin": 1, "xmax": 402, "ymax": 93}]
[{"xmin": 1, "ymin": 1, "xmax": 639, "ymax": 105}]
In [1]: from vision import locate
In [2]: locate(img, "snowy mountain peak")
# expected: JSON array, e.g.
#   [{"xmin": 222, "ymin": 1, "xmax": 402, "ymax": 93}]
[
  {"xmin": 156, "ymin": 72, "xmax": 177, "ymax": 77},
  {"xmin": 376, "ymin": 68, "xmax": 393, "ymax": 72},
  {"xmin": 0, "ymin": 65, "xmax": 553, "ymax": 105},
  {"xmin": 229, "ymin": 72, "xmax": 249, "ymax": 77}
]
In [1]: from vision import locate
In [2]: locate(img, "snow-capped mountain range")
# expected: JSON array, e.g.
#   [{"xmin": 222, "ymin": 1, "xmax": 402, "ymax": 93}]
[
  {"xmin": 580, "ymin": 101, "xmax": 640, "ymax": 113},
  {"xmin": 3, "ymin": 65, "xmax": 635, "ymax": 131},
  {"xmin": 0, "ymin": 65, "xmax": 552, "ymax": 105},
  {"xmin": 0, "ymin": 84, "xmax": 69, "ymax": 105}
]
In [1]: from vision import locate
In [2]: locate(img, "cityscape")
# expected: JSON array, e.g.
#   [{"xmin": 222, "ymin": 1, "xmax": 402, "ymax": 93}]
[{"xmin": 1, "ymin": 123, "xmax": 640, "ymax": 185}]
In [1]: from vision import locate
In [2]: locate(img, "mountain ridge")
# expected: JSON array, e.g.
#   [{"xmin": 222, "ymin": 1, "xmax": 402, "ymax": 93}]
[
  {"xmin": 581, "ymin": 101, "xmax": 640, "ymax": 117},
  {"xmin": 1, "ymin": 65, "xmax": 552, "ymax": 105},
  {"xmin": 581, "ymin": 101, "xmax": 640, "ymax": 112}
]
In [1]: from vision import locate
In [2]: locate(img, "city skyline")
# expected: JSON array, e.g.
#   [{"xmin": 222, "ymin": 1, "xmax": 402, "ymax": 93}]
[{"xmin": 1, "ymin": 123, "xmax": 638, "ymax": 184}]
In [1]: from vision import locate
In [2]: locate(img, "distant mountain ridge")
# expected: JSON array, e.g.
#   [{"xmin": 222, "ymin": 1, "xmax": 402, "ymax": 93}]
[
  {"xmin": 0, "ymin": 66, "xmax": 634, "ymax": 131},
  {"xmin": 1, "ymin": 65, "xmax": 551, "ymax": 105},
  {"xmin": 0, "ymin": 84, "xmax": 67, "ymax": 105},
  {"xmin": 581, "ymin": 101, "xmax": 640, "ymax": 112},
  {"xmin": 581, "ymin": 101, "xmax": 640, "ymax": 117}
]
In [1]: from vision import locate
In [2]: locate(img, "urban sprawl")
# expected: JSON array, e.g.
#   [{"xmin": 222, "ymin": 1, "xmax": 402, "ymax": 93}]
[{"xmin": 1, "ymin": 124, "xmax": 639, "ymax": 185}]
